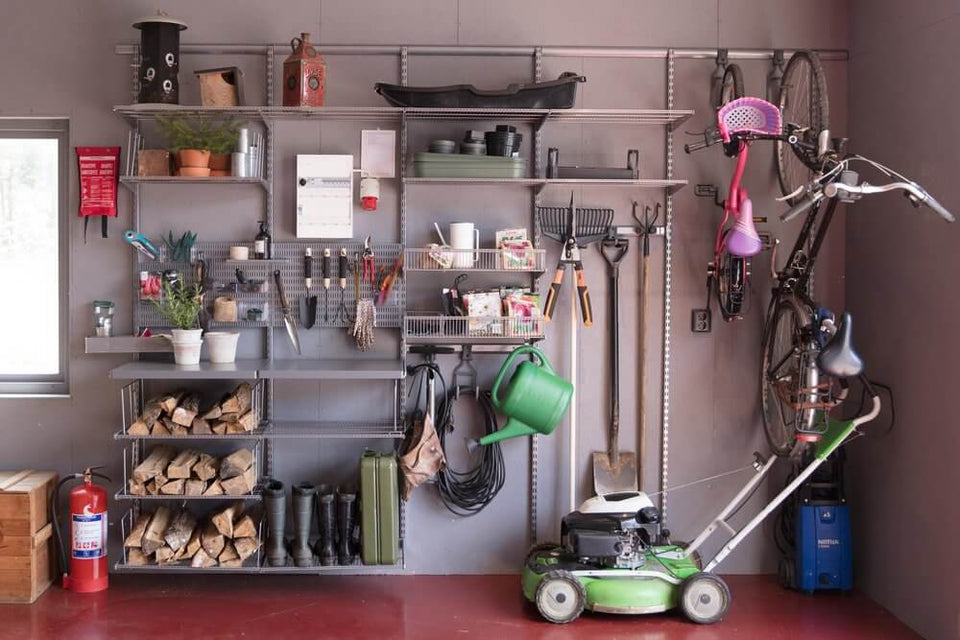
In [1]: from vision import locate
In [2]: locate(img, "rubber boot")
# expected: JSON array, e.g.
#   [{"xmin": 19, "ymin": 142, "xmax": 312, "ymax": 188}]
[
  {"xmin": 337, "ymin": 487, "xmax": 358, "ymax": 565},
  {"xmin": 291, "ymin": 482, "xmax": 316, "ymax": 567},
  {"xmin": 264, "ymin": 479, "xmax": 287, "ymax": 567},
  {"xmin": 313, "ymin": 484, "xmax": 337, "ymax": 566}
]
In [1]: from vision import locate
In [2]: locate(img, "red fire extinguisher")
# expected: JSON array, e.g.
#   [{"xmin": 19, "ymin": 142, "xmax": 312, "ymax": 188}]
[{"xmin": 51, "ymin": 467, "xmax": 110, "ymax": 593}]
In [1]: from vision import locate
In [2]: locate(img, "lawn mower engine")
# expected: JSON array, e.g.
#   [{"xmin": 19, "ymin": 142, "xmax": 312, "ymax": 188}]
[{"xmin": 561, "ymin": 492, "xmax": 664, "ymax": 569}]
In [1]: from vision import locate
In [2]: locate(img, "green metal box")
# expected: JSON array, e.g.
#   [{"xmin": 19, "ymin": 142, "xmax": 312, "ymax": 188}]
[{"xmin": 360, "ymin": 451, "xmax": 399, "ymax": 565}]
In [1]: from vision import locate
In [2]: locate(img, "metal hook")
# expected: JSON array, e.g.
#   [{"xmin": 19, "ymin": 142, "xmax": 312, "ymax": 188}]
[{"xmin": 452, "ymin": 345, "xmax": 479, "ymax": 399}]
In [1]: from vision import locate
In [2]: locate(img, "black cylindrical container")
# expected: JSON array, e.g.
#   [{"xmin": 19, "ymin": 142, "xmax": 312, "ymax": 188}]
[{"xmin": 133, "ymin": 12, "xmax": 188, "ymax": 104}]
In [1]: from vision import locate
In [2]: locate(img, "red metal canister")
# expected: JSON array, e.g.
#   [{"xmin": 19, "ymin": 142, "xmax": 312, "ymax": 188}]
[{"xmin": 283, "ymin": 32, "xmax": 327, "ymax": 107}]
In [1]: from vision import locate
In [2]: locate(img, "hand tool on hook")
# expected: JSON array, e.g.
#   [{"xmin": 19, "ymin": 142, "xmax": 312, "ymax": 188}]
[
  {"xmin": 321, "ymin": 247, "xmax": 331, "ymax": 323},
  {"xmin": 631, "ymin": 200, "xmax": 661, "ymax": 491},
  {"xmin": 334, "ymin": 248, "xmax": 349, "ymax": 323},
  {"xmin": 361, "ymin": 236, "xmax": 376, "ymax": 286},
  {"xmin": 593, "ymin": 233, "xmax": 638, "ymax": 495},
  {"xmin": 274, "ymin": 269, "xmax": 302, "ymax": 355}
]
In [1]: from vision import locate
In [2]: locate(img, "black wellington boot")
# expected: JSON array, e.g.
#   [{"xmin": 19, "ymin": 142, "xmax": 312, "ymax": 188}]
[
  {"xmin": 291, "ymin": 482, "xmax": 316, "ymax": 567},
  {"xmin": 337, "ymin": 487, "xmax": 358, "ymax": 565},
  {"xmin": 313, "ymin": 484, "xmax": 337, "ymax": 566},
  {"xmin": 264, "ymin": 479, "xmax": 287, "ymax": 567}
]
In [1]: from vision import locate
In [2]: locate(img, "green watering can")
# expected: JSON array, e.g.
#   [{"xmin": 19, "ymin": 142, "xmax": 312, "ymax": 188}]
[{"xmin": 477, "ymin": 345, "xmax": 573, "ymax": 447}]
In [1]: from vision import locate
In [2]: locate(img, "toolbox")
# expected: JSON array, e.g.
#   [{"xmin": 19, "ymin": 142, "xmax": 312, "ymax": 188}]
[
  {"xmin": 0, "ymin": 470, "xmax": 58, "ymax": 603},
  {"xmin": 360, "ymin": 452, "xmax": 399, "ymax": 565}
]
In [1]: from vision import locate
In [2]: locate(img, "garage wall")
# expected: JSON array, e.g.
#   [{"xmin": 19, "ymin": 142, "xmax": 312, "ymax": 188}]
[
  {"xmin": 846, "ymin": 3, "xmax": 960, "ymax": 639},
  {"xmin": 0, "ymin": 0, "xmax": 847, "ymax": 574}
]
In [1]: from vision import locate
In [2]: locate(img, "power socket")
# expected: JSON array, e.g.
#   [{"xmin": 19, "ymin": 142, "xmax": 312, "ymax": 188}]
[{"xmin": 692, "ymin": 308, "xmax": 712, "ymax": 333}]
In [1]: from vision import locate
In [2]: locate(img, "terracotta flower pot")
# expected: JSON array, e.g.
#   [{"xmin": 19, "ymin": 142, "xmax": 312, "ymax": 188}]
[
  {"xmin": 210, "ymin": 170, "xmax": 230, "ymax": 177},
  {"xmin": 209, "ymin": 152, "xmax": 231, "ymax": 172},
  {"xmin": 179, "ymin": 149, "xmax": 211, "ymax": 168},
  {"xmin": 180, "ymin": 166, "xmax": 212, "ymax": 177}
]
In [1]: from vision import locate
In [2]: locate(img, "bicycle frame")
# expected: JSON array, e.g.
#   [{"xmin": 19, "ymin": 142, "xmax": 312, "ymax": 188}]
[{"xmin": 771, "ymin": 195, "xmax": 841, "ymax": 305}]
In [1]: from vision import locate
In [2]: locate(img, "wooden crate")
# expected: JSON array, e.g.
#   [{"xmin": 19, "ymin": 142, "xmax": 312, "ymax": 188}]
[{"xmin": 0, "ymin": 470, "xmax": 58, "ymax": 603}]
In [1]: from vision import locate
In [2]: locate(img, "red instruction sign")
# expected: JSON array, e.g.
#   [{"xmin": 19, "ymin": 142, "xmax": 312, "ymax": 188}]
[{"xmin": 76, "ymin": 146, "xmax": 120, "ymax": 218}]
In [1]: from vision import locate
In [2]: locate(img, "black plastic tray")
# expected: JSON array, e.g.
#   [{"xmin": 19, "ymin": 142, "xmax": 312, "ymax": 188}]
[{"xmin": 374, "ymin": 72, "xmax": 586, "ymax": 109}]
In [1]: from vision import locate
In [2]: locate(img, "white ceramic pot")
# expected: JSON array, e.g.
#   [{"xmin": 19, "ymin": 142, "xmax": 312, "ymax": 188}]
[
  {"xmin": 171, "ymin": 328, "xmax": 203, "ymax": 365},
  {"xmin": 204, "ymin": 331, "xmax": 240, "ymax": 364}
]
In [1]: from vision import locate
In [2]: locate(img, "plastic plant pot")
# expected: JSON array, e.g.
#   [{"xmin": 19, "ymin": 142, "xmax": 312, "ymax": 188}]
[{"xmin": 204, "ymin": 331, "xmax": 240, "ymax": 363}]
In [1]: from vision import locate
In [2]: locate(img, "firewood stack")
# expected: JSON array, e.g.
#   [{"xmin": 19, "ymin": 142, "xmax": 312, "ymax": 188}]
[
  {"xmin": 129, "ymin": 447, "xmax": 257, "ymax": 496},
  {"xmin": 127, "ymin": 383, "xmax": 258, "ymax": 436},
  {"xmin": 123, "ymin": 503, "xmax": 261, "ymax": 567}
]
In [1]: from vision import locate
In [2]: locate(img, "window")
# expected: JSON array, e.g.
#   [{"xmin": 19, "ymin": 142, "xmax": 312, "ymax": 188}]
[{"xmin": 0, "ymin": 119, "xmax": 69, "ymax": 395}]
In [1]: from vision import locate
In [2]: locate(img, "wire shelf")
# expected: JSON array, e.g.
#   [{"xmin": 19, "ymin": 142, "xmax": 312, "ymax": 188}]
[
  {"xmin": 404, "ymin": 247, "xmax": 545, "ymax": 273},
  {"xmin": 120, "ymin": 176, "xmax": 268, "ymax": 190},
  {"xmin": 405, "ymin": 314, "xmax": 544, "ymax": 345},
  {"xmin": 403, "ymin": 177, "xmax": 688, "ymax": 193},
  {"xmin": 265, "ymin": 420, "xmax": 404, "ymax": 439},
  {"xmin": 116, "ymin": 490, "xmax": 263, "ymax": 501}
]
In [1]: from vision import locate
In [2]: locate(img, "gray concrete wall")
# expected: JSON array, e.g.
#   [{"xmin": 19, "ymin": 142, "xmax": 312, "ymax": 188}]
[
  {"xmin": 0, "ymin": 0, "xmax": 846, "ymax": 575},
  {"xmin": 846, "ymin": 3, "xmax": 960, "ymax": 639}
]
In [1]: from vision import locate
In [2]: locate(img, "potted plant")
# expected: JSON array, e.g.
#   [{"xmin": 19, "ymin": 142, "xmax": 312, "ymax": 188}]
[
  {"xmin": 205, "ymin": 120, "xmax": 239, "ymax": 176},
  {"xmin": 152, "ymin": 279, "xmax": 204, "ymax": 364},
  {"xmin": 156, "ymin": 116, "xmax": 211, "ymax": 177}
]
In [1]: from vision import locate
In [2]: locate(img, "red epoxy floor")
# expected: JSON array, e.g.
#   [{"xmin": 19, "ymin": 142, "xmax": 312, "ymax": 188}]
[{"xmin": 1, "ymin": 574, "xmax": 917, "ymax": 640}]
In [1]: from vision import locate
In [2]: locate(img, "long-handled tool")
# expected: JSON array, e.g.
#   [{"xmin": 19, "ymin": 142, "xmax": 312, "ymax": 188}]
[
  {"xmin": 274, "ymin": 270, "xmax": 302, "ymax": 354},
  {"xmin": 321, "ymin": 247, "xmax": 331, "ymax": 323},
  {"xmin": 334, "ymin": 248, "xmax": 349, "ymax": 323},
  {"xmin": 303, "ymin": 248, "xmax": 317, "ymax": 329},
  {"xmin": 633, "ymin": 201, "xmax": 660, "ymax": 491},
  {"xmin": 539, "ymin": 194, "xmax": 613, "ymax": 325},
  {"xmin": 593, "ymin": 234, "xmax": 638, "ymax": 495}
]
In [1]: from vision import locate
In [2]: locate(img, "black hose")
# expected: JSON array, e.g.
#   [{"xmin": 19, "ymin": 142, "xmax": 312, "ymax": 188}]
[{"xmin": 50, "ymin": 474, "xmax": 80, "ymax": 580}]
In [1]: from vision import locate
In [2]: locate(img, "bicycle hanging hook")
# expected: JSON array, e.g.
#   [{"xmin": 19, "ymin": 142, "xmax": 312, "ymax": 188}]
[{"xmin": 452, "ymin": 345, "xmax": 478, "ymax": 399}]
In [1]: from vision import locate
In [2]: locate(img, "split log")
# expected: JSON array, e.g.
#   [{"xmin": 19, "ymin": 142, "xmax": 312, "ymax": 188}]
[
  {"xmin": 145, "ymin": 479, "xmax": 158, "ymax": 495},
  {"xmin": 158, "ymin": 391, "xmax": 184, "ymax": 415},
  {"xmin": 184, "ymin": 479, "xmax": 207, "ymax": 496},
  {"xmin": 221, "ymin": 466, "xmax": 257, "ymax": 496},
  {"xmin": 185, "ymin": 526, "xmax": 202, "ymax": 559},
  {"xmin": 191, "ymin": 547, "xmax": 217, "ymax": 568},
  {"xmin": 126, "ymin": 548, "xmax": 151, "ymax": 566},
  {"xmin": 193, "ymin": 453, "xmax": 218, "ymax": 481},
  {"xmin": 225, "ymin": 422, "xmax": 247, "ymax": 435},
  {"xmin": 153, "ymin": 472, "xmax": 168, "ymax": 489},
  {"xmin": 232, "ymin": 514, "xmax": 257, "ymax": 539},
  {"xmin": 128, "ymin": 479, "xmax": 147, "ymax": 496},
  {"xmin": 220, "ymin": 449, "xmax": 254, "ymax": 479},
  {"xmin": 238, "ymin": 410, "xmax": 258, "ymax": 432},
  {"xmin": 219, "ymin": 540, "xmax": 239, "ymax": 564},
  {"xmin": 211, "ymin": 502, "xmax": 244, "ymax": 538},
  {"xmin": 169, "ymin": 423, "xmax": 189, "ymax": 436},
  {"xmin": 200, "ymin": 521, "xmax": 225, "ymax": 559},
  {"xmin": 200, "ymin": 403, "xmax": 223, "ymax": 421},
  {"xmin": 191, "ymin": 417, "xmax": 212, "ymax": 434},
  {"xmin": 219, "ymin": 412, "xmax": 240, "ymax": 423},
  {"xmin": 234, "ymin": 537, "xmax": 260, "ymax": 561},
  {"xmin": 136, "ymin": 399, "xmax": 164, "ymax": 431},
  {"xmin": 203, "ymin": 479, "xmax": 224, "ymax": 496},
  {"xmin": 171, "ymin": 393, "xmax": 200, "ymax": 427},
  {"xmin": 124, "ymin": 513, "xmax": 152, "ymax": 548},
  {"xmin": 167, "ymin": 449, "xmax": 202, "ymax": 479},
  {"xmin": 159, "ymin": 479, "xmax": 185, "ymax": 495},
  {"xmin": 140, "ymin": 506, "xmax": 172, "ymax": 555},
  {"xmin": 151, "ymin": 420, "xmax": 170, "ymax": 436},
  {"xmin": 155, "ymin": 544, "xmax": 176, "ymax": 564},
  {"xmin": 133, "ymin": 445, "xmax": 176, "ymax": 483},
  {"xmin": 221, "ymin": 383, "xmax": 252, "ymax": 415},
  {"xmin": 164, "ymin": 510, "xmax": 197, "ymax": 552},
  {"xmin": 127, "ymin": 420, "xmax": 151, "ymax": 436},
  {"xmin": 211, "ymin": 421, "xmax": 228, "ymax": 435}
]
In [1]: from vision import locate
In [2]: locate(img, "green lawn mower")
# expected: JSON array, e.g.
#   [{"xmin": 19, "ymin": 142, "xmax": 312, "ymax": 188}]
[{"xmin": 522, "ymin": 379, "xmax": 881, "ymax": 625}]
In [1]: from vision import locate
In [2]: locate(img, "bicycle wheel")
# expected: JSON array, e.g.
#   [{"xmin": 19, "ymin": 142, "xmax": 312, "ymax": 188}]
[
  {"xmin": 776, "ymin": 51, "xmax": 829, "ymax": 203},
  {"xmin": 760, "ymin": 295, "xmax": 816, "ymax": 456},
  {"xmin": 715, "ymin": 253, "xmax": 745, "ymax": 320},
  {"xmin": 716, "ymin": 64, "xmax": 745, "ymax": 108}
]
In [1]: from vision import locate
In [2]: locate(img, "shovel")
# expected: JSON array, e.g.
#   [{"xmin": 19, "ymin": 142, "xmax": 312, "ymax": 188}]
[{"xmin": 593, "ymin": 234, "xmax": 638, "ymax": 495}]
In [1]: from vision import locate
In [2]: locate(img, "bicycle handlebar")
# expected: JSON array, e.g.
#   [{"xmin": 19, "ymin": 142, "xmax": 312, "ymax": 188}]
[{"xmin": 781, "ymin": 180, "xmax": 956, "ymax": 223}]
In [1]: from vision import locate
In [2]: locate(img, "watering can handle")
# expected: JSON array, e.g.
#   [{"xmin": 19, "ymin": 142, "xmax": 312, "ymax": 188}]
[{"xmin": 491, "ymin": 346, "xmax": 553, "ymax": 409}]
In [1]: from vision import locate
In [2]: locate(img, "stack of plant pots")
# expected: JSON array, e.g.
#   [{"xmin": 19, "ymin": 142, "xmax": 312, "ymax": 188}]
[{"xmin": 178, "ymin": 149, "xmax": 211, "ymax": 177}]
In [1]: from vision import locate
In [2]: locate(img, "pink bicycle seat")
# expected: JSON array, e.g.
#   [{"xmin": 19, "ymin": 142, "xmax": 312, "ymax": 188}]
[
  {"xmin": 726, "ymin": 196, "xmax": 763, "ymax": 257},
  {"xmin": 717, "ymin": 97, "xmax": 782, "ymax": 143}
]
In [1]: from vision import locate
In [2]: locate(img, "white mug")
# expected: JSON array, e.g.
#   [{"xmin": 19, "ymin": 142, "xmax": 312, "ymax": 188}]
[{"xmin": 449, "ymin": 222, "xmax": 479, "ymax": 268}]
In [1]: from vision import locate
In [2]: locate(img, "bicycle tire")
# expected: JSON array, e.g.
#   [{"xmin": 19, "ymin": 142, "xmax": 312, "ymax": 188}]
[
  {"xmin": 760, "ymin": 295, "xmax": 814, "ymax": 456},
  {"xmin": 776, "ymin": 51, "xmax": 829, "ymax": 203},
  {"xmin": 716, "ymin": 64, "xmax": 746, "ymax": 109},
  {"xmin": 715, "ymin": 253, "xmax": 745, "ymax": 320}
]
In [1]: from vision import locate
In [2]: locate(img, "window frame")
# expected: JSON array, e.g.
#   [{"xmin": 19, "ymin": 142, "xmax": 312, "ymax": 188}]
[{"xmin": 0, "ymin": 119, "xmax": 70, "ymax": 396}]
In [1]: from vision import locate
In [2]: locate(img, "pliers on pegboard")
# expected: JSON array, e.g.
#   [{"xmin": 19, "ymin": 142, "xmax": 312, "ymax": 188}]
[{"xmin": 361, "ymin": 236, "xmax": 376, "ymax": 286}]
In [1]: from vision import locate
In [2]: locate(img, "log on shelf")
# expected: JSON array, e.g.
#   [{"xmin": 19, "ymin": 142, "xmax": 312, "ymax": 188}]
[
  {"xmin": 127, "ymin": 420, "xmax": 151, "ymax": 436},
  {"xmin": 184, "ymin": 479, "xmax": 207, "ymax": 496},
  {"xmin": 218, "ymin": 540, "xmax": 240, "ymax": 566},
  {"xmin": 164, "ymin": 510, "xmax": 198, "ymax": 552},
  {"xmin": 133, "ymin": 445, "xmax": 176, "ymax": 483},
  {"xmin": 211, "ymin": 502, "xmax": 243, "ymax": 538},
  {"xmin": 191, "ymin": 417, "xmax": 212, "ymax": 434},
  {"xmin": 167, "ymin": 449, "xmax": 201, "ymax": 479},
  {"xmin": 155, "ymin": 544, "xmax": 176, "ymax": 564},
  {"xmin": 200, "ymin": 521, "xmax": 225, "ymax": 559},
  {"xmin": 221, "ymin": 466, "xmax": 256, "ymax": 496},
  {"xmin": 126, "ymin": 548, "xmax": 151, "ymax": 566},
  {"xmin": 203, "ymin": 479, "xmax": 224, "ymax": 496},
  {"xmin": 238, "ymin": 410, "xmax": 258, "ymax": 432},
  {"xmin": 221, "ymin": 383, "xmax": 252, "ymax": 415},
  {"xmin": 200, "ymin": 403, "xmax": 223, "ymax": 421},
  {"xmin": 159, "ymin": 478, "xmax": 186, "ymax": 495},
  {"xmin": 145, "ymin": 479, "xmax": 159, "ymax": 495},
  {"xmin": 171, "ymin": 392, "xmax": 200, "ymax": 427},
  {"xmin": 152, "ymin": 420, "xmax": 171, "ymax": 436},
  {"xmin": 124, "ymin": 513, "xmax": 152, "ymax": 548},
  {"xmin": 220, "ymin": 449, "xmax": 254, "ymax": 479},
  {"xmin": 193, "ymin": 453, "xmax": 218, "ymax": 481},
  {"xmin": 191, "ymin": 547, "xmax": 217, "ymax": 568},
  {"xmin": 232, "ymin": 514, "xmax": 257, "ymax": 539},
  {"xmin": 158, "ymin": 391, "xmax": 184, "ymax": 415},
  {"xmin": 234, "ymin": 537, "xmax": 260, "ymax": 561},
  {"xmin": 141, "ymin": 506, "xmax": 172, "ymax": 556},
  {"xmin": 128, "ymin": 479, "xmax": 147, "ymax": 496},
  {"xmin": 211, "ymin": 421, "xmax": 228, "ymax": 436},
  {"xmin": 185, "ymin": 526, "xmax": 202, "ymax": 558},
  {"xmin": 225, "ymin": 421, "xmax": 247, "ymax": 435}
]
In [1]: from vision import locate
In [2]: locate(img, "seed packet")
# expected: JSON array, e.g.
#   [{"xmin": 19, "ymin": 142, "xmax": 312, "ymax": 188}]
[
  {"xmin": 463, "ymin": 290, "xmax": 503, "ymax": 336},
  {"xmin": 503, "ymin": 290, "xmax": 542, "ymax": 337}
]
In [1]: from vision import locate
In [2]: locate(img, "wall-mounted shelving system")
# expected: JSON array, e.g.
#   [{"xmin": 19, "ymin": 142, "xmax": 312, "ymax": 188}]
[{"xmin": 107, "ymin": 40, "xmax": 713, "ymax": 575}]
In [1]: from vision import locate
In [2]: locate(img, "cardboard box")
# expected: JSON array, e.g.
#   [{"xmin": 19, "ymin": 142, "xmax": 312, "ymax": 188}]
[{"xmin": 0, "ymin": 470, "xmax": 58, "ymax": 603}]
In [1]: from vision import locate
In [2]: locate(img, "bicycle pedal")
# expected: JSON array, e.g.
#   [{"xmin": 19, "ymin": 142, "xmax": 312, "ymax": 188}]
[{"xmin": 691, "ymin": 308, "xmax": 712, "ymax": 333}]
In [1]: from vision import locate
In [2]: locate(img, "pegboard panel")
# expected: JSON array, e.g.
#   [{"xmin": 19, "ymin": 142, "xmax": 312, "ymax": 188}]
[{"xmin": 135, "ymin": 241, "xmax": 405, "ymax": 330}]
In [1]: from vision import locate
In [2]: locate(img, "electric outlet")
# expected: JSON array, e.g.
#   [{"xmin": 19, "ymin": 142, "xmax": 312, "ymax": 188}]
[{"xmin": 692, "ymin": 309, "xmax": 712, "ymax": 333}]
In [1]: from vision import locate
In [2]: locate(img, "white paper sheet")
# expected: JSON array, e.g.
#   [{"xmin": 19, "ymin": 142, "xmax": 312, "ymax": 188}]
[{"xmin": 360, "ymin": 130, "xmax": 396, "ymax": 178}]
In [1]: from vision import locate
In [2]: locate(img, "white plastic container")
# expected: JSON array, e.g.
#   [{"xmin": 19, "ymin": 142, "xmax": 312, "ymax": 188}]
[
  {"xmin": 171, "ymin": 329, "xmax": 203, "ymax": 365},
  {"xmin": 204, "ymin": 331, "xmax": 240, "ymax": 364}
]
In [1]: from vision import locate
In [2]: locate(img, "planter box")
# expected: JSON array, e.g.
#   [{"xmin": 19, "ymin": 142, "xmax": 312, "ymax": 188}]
[{"xmin": 0, "ymin": 470, "xmax": 58, "ymax": 603}]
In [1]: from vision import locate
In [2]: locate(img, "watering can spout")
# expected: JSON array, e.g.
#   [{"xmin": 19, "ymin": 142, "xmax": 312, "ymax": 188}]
[{"xmin": 478, "ymin": 419, "xmax": 539, "ymax": 447}]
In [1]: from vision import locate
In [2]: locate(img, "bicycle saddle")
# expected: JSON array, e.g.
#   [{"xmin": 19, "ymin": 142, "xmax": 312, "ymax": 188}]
[
  {"xmin": 817, "ymin": 312, "xmax": 864, "ymax": 378},
  {"xmin": 726, "ymin": 195, "xmax": 763, "ymax": 257}
]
